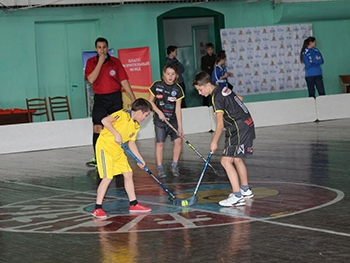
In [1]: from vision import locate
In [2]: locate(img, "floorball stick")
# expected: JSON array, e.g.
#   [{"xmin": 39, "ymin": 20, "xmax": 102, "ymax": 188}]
[
  {"xmin": 164, "ymin": 119, "xmax": 223, "ymax": 176},
  {"xmin": 179, "ymin": 151, "xmax": 213, "ymax": 207},
  {"xmin": 121, "ymin": 143, "xmax": 191, "ymax": 207}
]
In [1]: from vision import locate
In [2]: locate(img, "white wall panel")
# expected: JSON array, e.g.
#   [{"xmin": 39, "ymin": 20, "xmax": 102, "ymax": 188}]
[
  {"xmin": 316, "ymin": 94, "xmax": 350, "ymax": 121},
  {"xmin": 245, "ymin": 97, "xmax": 316, "ymax": 127},
  {"xmin": 182, "ymin": 106, "xmax": 213, "ymax": 134}
]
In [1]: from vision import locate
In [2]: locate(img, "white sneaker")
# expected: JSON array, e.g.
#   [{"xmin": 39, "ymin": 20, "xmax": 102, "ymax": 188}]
[
  {"xmin": 219, "ymin": 194, "xmax": 246, "ymax": 207},
  {"xmin": 241, "ymin": 188, "xmax": 254, "ymax": 198}
]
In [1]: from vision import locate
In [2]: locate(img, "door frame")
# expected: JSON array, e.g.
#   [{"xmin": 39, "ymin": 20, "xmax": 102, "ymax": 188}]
[
  {"xmin": 157, "ymin": 7, "xmax": 224, "ymax": 74},
  {"xmin": 192, "ymin": 25, "xmax": 210, "ymax": 70}
]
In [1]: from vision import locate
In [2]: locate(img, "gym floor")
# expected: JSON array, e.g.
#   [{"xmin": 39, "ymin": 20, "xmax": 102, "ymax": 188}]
[{"xmin": 1, "ymin": 119, "xmax": 350, "ymax": 263}]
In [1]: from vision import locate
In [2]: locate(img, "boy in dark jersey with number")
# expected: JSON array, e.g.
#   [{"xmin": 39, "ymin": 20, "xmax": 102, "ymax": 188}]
[
  {"xmin": 192, "ymin": 71, "xmax": 255, "ymax": 207},
  {"xmin": 148, "ymin": 64, "xmax": 185, "ymax": 178}
]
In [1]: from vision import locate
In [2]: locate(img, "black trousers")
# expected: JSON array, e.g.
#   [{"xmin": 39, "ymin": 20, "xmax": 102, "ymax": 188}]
[{"xmin": 305, "ymin": 75, "xmax": 325, "ymax": 98}]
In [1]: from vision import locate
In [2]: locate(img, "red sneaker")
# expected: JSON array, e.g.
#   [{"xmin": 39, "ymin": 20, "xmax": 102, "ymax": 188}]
[
  {"xmin": 247, "ymin": 147, "xmax": 254, "ymax": 154},
  {"xmin": 91, "ymin": 208, "xmax": 107, "ymax": 219},
  {"xmin": 129, "ymin": 203, "xmax": 152, "ymax": 213}
]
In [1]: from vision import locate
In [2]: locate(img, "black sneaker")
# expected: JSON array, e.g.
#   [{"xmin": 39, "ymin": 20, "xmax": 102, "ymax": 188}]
[
  {"xmin": 157, "ymin": 167, "xmax": 166, "ymax": 178},
  {"xmin": 86, "ymin": 157, "xmax": 97, "ymax": 167},
  {"xmin": 171, "ymin": 165, "xmax": 180, "ymax": 177}
]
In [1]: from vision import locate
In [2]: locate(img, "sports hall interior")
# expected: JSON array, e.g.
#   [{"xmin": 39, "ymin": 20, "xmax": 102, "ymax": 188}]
[{"xmin": 1, "ymin": 0, "xmax": 350, "ymax": 262}]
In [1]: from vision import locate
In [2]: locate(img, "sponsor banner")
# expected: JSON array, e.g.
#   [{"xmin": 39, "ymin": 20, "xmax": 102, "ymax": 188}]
[
  {"xmin": 220, "ymin": 24, "xmax": 312, "ymax": 95},
  {"xmin": 118, "ymin": 47, "xmax": 152, "ymax": 109}
]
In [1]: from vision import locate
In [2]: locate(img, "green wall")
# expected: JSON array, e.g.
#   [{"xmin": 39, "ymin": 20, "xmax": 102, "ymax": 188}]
[{"xmin": 1, "ymin": 1, "xmax": 350, "ymax": 112}]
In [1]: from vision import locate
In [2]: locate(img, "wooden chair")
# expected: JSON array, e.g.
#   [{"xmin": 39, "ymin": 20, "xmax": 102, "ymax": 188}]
[
  {"xmin": 49, "ymin": 95, "xmax": 72, "ymax": 121},
  {"xmin": 26, "ymin": 97, "xmax": 50, "ymax": 122},
  {"xmin": 339, "ymin": 75, "xmax": 350, "ymax": 93}
]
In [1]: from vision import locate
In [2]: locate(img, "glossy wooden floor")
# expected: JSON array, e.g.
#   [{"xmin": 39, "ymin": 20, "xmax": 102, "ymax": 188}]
[{"xmin": 1, "ymin": 119, "xmax": 350, "ymax": 263}]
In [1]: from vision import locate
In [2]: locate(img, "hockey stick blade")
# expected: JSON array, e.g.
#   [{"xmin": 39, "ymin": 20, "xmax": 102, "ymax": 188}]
[
  {"xmin": 121, "ymin": 143, "xmax": 186, "ymax": 206},
  {"xmin": 173, "ymin": 152, "xmax": 213, "ymax": 207},
  {"xmin": 172, "ymin": 195, "xmax": 198, "ymax": 207}
]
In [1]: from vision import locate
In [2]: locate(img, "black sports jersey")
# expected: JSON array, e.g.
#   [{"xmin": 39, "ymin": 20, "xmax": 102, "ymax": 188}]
[
  {"xmin": 149, "ymin": 80, "xmax": 184, "ymax": 127},
  {"xmin": 212, "ymin": 86, "xmax": 255, "ymax": 146}
]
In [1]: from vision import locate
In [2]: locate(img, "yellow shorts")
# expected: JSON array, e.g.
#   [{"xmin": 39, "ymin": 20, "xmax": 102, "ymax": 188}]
[{"xmin": 96, "ymin": 145, "xmax": 132, "ymax": 179}]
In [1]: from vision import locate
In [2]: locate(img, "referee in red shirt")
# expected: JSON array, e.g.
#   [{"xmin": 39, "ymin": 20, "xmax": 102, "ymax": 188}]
[{"xmin": 85, "ymin": 37, "xmax": 136, "ymax": 167}]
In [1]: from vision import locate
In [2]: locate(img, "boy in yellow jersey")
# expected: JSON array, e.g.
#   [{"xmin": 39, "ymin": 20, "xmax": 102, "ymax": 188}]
[{"xmin": 92, "ymin": 98, "xmax": 153, "ymax": 219}]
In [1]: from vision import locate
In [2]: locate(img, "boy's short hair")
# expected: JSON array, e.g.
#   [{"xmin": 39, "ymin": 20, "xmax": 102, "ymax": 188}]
[
  {"xmin": 162, "ymin": 63, "xmax": 179, "ymax": 82},
  {"xmin": 167, "ymin": 45, "xmax": 177, "ymax": 55},
  {"xmin": 215, "ymin": 50, "xmax": 226, "ymax": 64},
  {"xmin": 192, "ymin": 71, "xmax": 212, "ymax": 87},
  {"xmin": 131, "ymin": 98, "xmax": 153, "ymax": 113},
  {"xmin": 95, "ymin": 37, "xmax": 108, "ymax": 47},
  {"xmin": 163, "ymin": 63, "xmax": 178, "ymax": 74},
  {"xmin": 206, "ymin": 43, "xmax": 214, "ymax": 49}
]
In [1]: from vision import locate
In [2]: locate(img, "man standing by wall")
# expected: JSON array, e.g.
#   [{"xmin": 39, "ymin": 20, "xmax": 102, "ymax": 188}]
[
  {"xmin": 85, "ymin": 37, "xmax": 136, "ymax": 167},
  {"xmin": 200, "ymin": 43, "xmax": 216, "ymax": 106}
]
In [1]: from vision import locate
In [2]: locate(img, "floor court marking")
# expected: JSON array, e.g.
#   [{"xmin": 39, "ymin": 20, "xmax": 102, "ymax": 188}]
[
  {"xmin": 0, "ymin": 180, "xmax": 346, "ymax": 237},
  {"xmin": 116, "ymin": 215, "xmax": 146, "ymax": 232}
]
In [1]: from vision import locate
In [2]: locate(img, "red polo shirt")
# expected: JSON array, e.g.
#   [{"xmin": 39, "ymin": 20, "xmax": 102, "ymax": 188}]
[{"xmin": 85, "ymin": 55, "xmax": 129, "ymax": 94}]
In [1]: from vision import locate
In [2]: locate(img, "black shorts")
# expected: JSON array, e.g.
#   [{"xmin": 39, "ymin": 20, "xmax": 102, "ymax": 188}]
[
  {"xmin": 223, "ymin": 124, "xmax": 255, "ymax": 157},
  {"xmin": 222, "ymin": 142, "xmax": 252, "ymax": 158},
  {"xmin": 92, "ymin": 91, "xmax": 122, "ymax": 125},
  {"xmin": 154, "ymin": 121, "xmax": 179, "ymax": 143}
]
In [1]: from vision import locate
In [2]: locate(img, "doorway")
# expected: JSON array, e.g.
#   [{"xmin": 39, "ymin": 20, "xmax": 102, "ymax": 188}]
[{"xmin": 157, "ymin": 7, "xmax": 224, "ymax": 107}]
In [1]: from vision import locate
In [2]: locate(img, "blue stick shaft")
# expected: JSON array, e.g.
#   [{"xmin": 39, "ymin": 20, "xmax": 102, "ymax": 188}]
[
  {"xmin": 121, "ymin": 143, "xmax": 177, "ymax": 200},
  {"xmin": 193, "ymin": 152, "xmax": 213, "ymax": 196}
]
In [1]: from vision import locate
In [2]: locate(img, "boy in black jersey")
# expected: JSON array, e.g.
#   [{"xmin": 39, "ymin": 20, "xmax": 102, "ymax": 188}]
[
  {"xmin": 149, "ymin": 64, "xmax": 185, "ymax": 178},
  {"xmin": 192, "ymin": 71, "xmax": 255, "ymax": 207}
]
